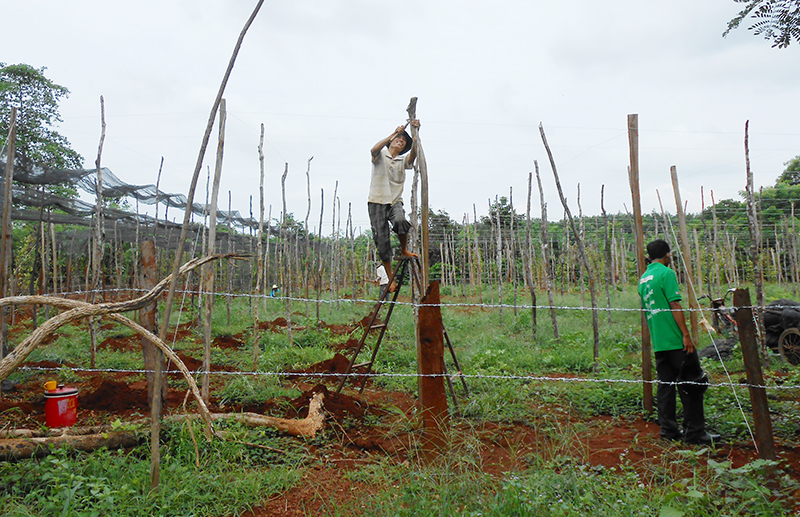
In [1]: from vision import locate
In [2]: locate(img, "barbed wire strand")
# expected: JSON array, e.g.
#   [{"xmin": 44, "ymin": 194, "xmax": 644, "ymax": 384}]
[{"xmin": 17, "ymin": 365, "xmax": 800, "ymax": 391}]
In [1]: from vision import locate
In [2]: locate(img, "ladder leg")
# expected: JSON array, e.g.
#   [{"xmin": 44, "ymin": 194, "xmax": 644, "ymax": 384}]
[
  {"xmin": 443, "ymin": 360, "xmax": 460, "ymax": 412},
  {"xmin": 443, "ymin": 328, "xmax": 469, "ymax": 395}
]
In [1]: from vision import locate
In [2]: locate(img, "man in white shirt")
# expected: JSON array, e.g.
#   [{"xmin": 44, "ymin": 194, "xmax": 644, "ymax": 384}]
[
  {"xmin": 368, "ymin": 120, "xmax": 420, "ymax": 292},
  {"xmin": 376, "ymin": 263, "xmax": 390, "ymax": 300}
]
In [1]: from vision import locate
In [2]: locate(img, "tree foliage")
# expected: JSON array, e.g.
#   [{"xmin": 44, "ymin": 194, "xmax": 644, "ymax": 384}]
[
  {"xmin": 724, "ymin": 0, "xmax": 800, "ymax": 48},
  {"xmin": 775, "ymin": 155, "xmax": 800, "ymax": 185},
  {"xmin": 0, "ymin": 63, "xmax": 83, "ymax": 171}
]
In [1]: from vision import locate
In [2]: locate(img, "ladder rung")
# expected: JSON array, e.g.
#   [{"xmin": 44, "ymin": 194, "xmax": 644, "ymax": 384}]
[
  {"xmin": 369, "ymin": 324, "xmax": 387, "ymax": 330},
  {"xmin": 352, "ymin": 362, "xmax": 371, "ymax": 369}
]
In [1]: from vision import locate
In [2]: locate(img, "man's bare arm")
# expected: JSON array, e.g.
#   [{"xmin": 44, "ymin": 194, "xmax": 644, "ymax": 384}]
[
  {"xmin": 669, "ymin": 300, "xmax": 695, "ymax": 353},
  {"xmin": 371, "ymin": 124, "xmax": 408, "ymax": 158}
]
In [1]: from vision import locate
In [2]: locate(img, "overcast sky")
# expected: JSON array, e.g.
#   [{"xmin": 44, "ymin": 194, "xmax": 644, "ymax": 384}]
[{"xmin": 3, "ymin": 0, "xmax": 799, "ymax": 234}]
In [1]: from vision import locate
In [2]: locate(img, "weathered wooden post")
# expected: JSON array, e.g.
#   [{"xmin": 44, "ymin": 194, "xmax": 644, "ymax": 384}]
[
  {"xmin": 140, "ymin": 239, "xmax": 166, "ymax": 489},
  {"xmin": 628, "ymin": 114, "xmax": 653, "ymax": 412},
  {"xmin": 418, "ymin": 281, "xmax": 448, "ymax": 457},
  {"xmin": 671, "ymin": 166, "xmax": 700, "ymax": 346},
  {"xmin": 407, "ymin": 97, "xmax": 428, "ymax": 285},
  {"xmin": 734, "ymin": 288, "xmax": 776, "ymax": 459},
  {"xmin": 202, "ymin": 99, "xmax": 227, "ymax": 402},
  {"xmin": 1, "ymin": 107, "xmax": 16, "ymax": 358}
]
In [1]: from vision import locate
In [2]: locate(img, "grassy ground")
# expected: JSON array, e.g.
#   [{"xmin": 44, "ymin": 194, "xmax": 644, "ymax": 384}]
[{"xmin": 2, "ymin": 282, "xmax": 800, "ymax": 515}]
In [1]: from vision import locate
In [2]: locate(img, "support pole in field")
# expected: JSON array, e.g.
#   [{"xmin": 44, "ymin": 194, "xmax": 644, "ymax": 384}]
[
  {"xmin": 418, "ymin": 281, "xmax": 447, "ymax": 458},
  {"xmin": 734, "ymin": 288, "xmax": 776, "ymax": 460},
  {"xmin": 628, "ymin": 114, "xmax": 653, "ymax": 413},
  {"xmin": 407, "ymin": 97, "xmax": 428, "ymax": 286},
  {"xmin": 743, "ymin": 121, "xmax": 766, "ymax": 355},
  {"xmin": 539, "ymin": 122, "xmax": 600, "ymax": 366},
  {"xmin": 670, "ymin": 166, "xmax": 699, "ymax": 346},
  {"xmin": 140, "ymin": 239, "xmax": 165, "ymax": 489},
  {"xmin": 90, "ymin": 96, "xmax": 106, "ymax": 369},
  {"xmin": 202, "ymin": 99, "xmax": 227, "ymax": 403},
  {"xmin": 1, "ymin": 107, "xmax": 16, "ymax": 358}
]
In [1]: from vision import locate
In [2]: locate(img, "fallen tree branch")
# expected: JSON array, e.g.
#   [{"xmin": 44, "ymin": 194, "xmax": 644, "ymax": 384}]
[
  {"xmin": 0, "ymin": 253, "xmax": 245, "ymax": 435},
  {"xmin": 0, "ymin": 392, "xmax": 325, "ymax": 460}
]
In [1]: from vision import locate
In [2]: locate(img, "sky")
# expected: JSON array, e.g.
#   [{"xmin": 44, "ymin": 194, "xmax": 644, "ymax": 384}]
[{"xmin": 2, "ymin": 0, "xmax": 799, "ymax": 235}]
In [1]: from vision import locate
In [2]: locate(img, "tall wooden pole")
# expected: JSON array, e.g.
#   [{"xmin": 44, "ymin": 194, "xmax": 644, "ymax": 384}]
[
  {"xmin": 0, "ymin": 107, "xmax": 16, "ymax": 358},
  {"xmin": 90, "ymin": 96, "xmax": 106, "ymax": 369},
  {"xmin": 744, "ymin": 120, "xmax": 765, "ymax": 353},
  {"xmin": 628, "ymin": 114, "xmax": 653, "ymax": 413},
  {"xmin": 539, "ymin": 123, "xmax": 600, "ymax": 365},
  {"xmin": 202, "ymin": 99, "xmax": 226, "ymax": 402},
  {"xmin": 670, "ymin": 166, "xmax": 699, "ymax": 345},
  {"xmin": 406, "ymin": 97, "xmax": 429, "ymax": 285}
]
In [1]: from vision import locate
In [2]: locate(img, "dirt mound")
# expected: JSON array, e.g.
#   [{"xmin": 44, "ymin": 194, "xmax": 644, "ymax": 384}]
[
  {"xmin": 284, "ymin": 353, "xmax": 354, "ymax": 382},
  {"xmin": 80, "ymin": 379, "xmax": 147, "ymax": 412},
  {"xmin": 99, "ymin": 334, "xmax": 139, "ymax": 352},
  {"xmin": 22, "ymin": 360, "xmax": 73, "ymax": 370},
  {"xmin": 317, "ymin": 319, "xmax": 358, "ymax": 335},
  {"xmin": 166, "ymin": 353, "xmax": 239, "ymax": 375},
  {"xmin": 213, "ymin": 335, "xmax": 243, "ymax": 349},
  {"xmin": 333, "ymin": 338, "xmax": 361, "ymax": 352}
]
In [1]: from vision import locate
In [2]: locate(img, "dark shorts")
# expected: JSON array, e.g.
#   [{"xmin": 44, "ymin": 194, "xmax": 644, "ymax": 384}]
[{"xmin": 368, "ymin": 202, "xmax": 411, "ymax": 263}]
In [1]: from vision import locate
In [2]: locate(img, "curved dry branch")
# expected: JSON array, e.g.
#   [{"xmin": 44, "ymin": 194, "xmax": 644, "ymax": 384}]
[
  {"xmin": 0, "ymin": 296, "xmax": 215, "ymax": 433},
  {"xmin": 0, "ymin": 253, "xmax": 244, "ymax": 433}
]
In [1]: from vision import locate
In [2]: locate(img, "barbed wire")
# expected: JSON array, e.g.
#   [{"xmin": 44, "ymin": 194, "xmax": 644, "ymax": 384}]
[
  {"xmin": 17, "ymin": 365, "xmax": 800, "ymax": 391},
  {"xmin": 45, "ymin": 287, "xmax": 780, "ymax": 313}
]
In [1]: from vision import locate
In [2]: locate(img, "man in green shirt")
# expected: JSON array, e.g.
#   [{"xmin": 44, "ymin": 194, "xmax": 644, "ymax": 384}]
[{"xmin": 639, "ymin": 239, "xmax": 719, "ymax": 445}]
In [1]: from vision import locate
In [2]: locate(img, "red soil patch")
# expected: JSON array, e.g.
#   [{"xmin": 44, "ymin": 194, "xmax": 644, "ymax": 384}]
[
  {"xmin": 213, "ymin": 334, "xmax": 243, "ymax": 349},
  {"xmin": 99, "ymin": 334, "xmax": 139, "ymax": 352},
  {"xmin": 333, "ymin": 338, "xmax": 361, "ymax": 353}
]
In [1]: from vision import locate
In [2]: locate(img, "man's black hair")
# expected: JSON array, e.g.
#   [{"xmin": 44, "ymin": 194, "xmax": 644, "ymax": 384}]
[{"xmin": 646, "ymin": 239, "xmax": 670, "ymax": 260}]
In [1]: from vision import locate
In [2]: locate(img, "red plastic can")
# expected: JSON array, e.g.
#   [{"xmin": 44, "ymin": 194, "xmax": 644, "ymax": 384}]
[{"xmin": 44, "ymin": 385, "xmax": 78, "ymax": 427}]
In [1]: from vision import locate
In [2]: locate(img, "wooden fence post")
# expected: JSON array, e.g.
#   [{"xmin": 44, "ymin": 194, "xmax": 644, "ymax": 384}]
[
  {"xmin": 1, "ymin": 107, "xmax": 16, "ymax": 358},
  {"xmin": 671, "ymin": 166, "xmax": 700, "ymax": 345},
  {"xmin": 628, "ymin": 113, "xmax": 653, "ymax": 413},
  {"xmin": 734, "ymin": 288, "xmax": 776, "ymax": 460},
  {"xmin": 418, "ymin": 281, "xmax": 447, "ymax": 458}
]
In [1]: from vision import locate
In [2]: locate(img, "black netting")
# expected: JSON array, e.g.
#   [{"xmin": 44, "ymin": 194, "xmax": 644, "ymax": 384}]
[{"xmin": 0, "ymin": 154, "xmax": 262, "ymax": 232}]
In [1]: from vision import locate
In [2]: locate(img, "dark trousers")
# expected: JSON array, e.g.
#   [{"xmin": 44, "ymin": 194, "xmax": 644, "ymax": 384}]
[
  {"xmin": 655, "ymin": 349, "xmax": 706, "ymax": 441},
  {"xmin": 368, "ymin": 202, "xmax": 411, "ymax": 263}
]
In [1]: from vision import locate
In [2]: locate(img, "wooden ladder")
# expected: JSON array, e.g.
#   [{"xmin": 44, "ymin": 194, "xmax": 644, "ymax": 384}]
[{"xmin": 335, "ymin": 257, "xmax": 469, "ymax": 408}]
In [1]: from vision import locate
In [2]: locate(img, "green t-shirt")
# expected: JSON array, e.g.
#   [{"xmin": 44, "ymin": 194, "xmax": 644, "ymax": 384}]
[{"xmin": 638, "ymin": 262, "xmax": 684, "ymax": 352}]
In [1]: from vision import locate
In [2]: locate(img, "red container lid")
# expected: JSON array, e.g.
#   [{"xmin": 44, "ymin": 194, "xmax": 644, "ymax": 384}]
[{"xmin": 44, "ymin": 386, "xmax": 78, "ymax": 398}]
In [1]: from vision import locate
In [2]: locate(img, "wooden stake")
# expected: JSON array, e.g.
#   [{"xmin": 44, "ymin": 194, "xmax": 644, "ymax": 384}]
[
  {"xmin": 202, "ymin": 98, "xmax": 227, "ymax": 402},
  {"xmin": 734, "ymin": 288, "xmax": 776, "ymax": 460},
  {"xmin": 418, "ymin": 281, "xmax": 448, "ymax": 458},
  {"xmin": 670, "ymin": 166, "xmax": 699, "ymax": 345},
  {"xmin": 627, "ymin": 114, "xmax": 653, "ymax": 413},
  {"xmin": 407, "ymin": 97, "xmax": 429, "ymax": 285},
  {"xmin": 0, "ymin": 107, "xmax": 16, "ymax": 357},
  {"xmin": 540, "ymin": 123, "xmax": 599, "ymax": 363},
  {"xmin": 535, "ymin": 163, "xmax": 558, "ymax": 342}
]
